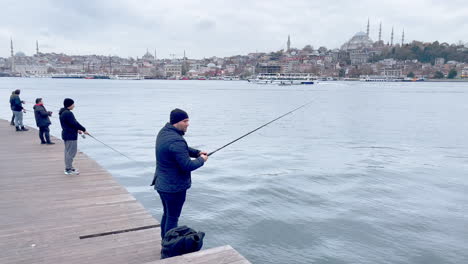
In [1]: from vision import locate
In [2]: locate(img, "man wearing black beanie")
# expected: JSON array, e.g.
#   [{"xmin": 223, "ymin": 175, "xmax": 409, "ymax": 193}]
[
  {"xmin": 59, "ymin": 98, "xmax": 90, "ymax": 175},
  {"xmin": 151, "ymin": 108, "xmax": 208, "ymax": 239}
]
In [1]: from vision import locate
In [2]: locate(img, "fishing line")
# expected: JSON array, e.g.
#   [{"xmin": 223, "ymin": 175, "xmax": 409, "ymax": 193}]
[
  {"xmin": 19, "ymin": 108, "xmax": 137, "ymax": 163},
  {"xmin": 84, "ymin": 133, "xmax": 138, "ymax": 163},
  {"xmin": 208, "ymin": 101, "xmax": 313, "ymax": 156}
]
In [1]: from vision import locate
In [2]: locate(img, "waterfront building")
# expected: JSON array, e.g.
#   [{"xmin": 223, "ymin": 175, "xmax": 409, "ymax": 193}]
[
  {"xmin": 15, "ymin": 64, "xmax": 48, "ymax": 75},
  {"xmin": 255, "ymin": 63, "xmax": 281, "ymax": 74},
  {"xmin": 349, "ymin": 49, "xmax": 370, "ymax": 65},
  {"xmin": 461, "ymin": 67, "xmax": 468, "ymax": 78},
  {"xmin": 382, "ymin": 68, "xmax": 403, "ymax": 77},
  {"xmin": 435, "ymin": 58, "xmax": 445, "ymax": 65},
  {"xmin": 164, "ymin": 64, "xmax": 182, "ymax": 77}
]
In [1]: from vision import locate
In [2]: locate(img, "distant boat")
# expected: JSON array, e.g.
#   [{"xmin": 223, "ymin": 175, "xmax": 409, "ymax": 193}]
[
  {"xmin": 248, "ymin": 73, "xmax": 316, "ymax": 85},
  {"xmin": 402, "ymin": 77, "xmax": 425, "ymax": 82},
  {"xmin": 51, "ymin": 73, "xmax": 85, "ymax": 79},
  {"xmin": 359, "ymin": 75, "xmax": 402, "ymax": 82},
  {"xmin": 223, "ymin": 76, "xmax": 241, "ymax": 81},
  {"xmin": 110, "ymin": 74, "xmax": 144, "ymax": 80}
]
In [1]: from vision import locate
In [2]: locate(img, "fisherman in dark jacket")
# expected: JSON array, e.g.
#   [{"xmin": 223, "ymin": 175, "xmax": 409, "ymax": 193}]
[
  {"xmin": 59, "ymin": 98, "xmax": 89, "ymax": 175},
  {"xmin": 9, "ymin": 91, "xmax": 15, "ymax": 126},
  {"xmin": 33, "ymin": 98, "xmax": 54, "ymax": 145},
  {"xmin": 151, "ymin": 108, "xmax": 208, "ymax": 239},
  {"xmin": 9, "ymin": 89, "xmax": 28, "ymax": 131}
]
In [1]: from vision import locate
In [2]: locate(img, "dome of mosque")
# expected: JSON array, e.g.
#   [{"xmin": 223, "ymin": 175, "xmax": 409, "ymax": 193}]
[
  {"xmin": 142, "ymin": 51, "xmax": 155, "ymax": 60},
  {"xmin": 341, "ymin": 32, "xmax": 374, "ymax": 51},
  {"xmin": 15, "ymin": 51, "xmax": 26, "ymax": 57}
]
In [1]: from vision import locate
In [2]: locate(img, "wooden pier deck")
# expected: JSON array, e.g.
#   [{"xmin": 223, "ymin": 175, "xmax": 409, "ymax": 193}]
[{"xmin": 0, "ymin": 120, "xmax": 250, "ymax": 264}]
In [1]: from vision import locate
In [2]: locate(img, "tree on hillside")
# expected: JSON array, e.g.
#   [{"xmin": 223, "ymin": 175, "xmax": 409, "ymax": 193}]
[
  {"xmin": 447, "ymin": 69, "xmax": 458, "ymax": 79},
  {"xmin": 433, "ymin": 71, "xmax": 444, "ymax": 79},
  {"xmin": 339, "ymin": 68, "xmax": 346, "ymax": 77}
]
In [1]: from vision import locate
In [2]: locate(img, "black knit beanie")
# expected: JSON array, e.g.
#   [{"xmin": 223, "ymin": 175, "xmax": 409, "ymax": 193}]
[
  {"xmin": 64, "ymin": 98, "xmax": 74, "ymax": 108},
  {"xmin": 170, "ymin": 108, "xmax": 189, "ymax": 124}
]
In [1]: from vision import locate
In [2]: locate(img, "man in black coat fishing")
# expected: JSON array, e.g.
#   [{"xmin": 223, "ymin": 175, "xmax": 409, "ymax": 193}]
[
  {"xmin": 151, "ymin": 108, "xmax": 208, "ymax": 239},
  {"xmin": 59, "ymin": 98, "xmax": 89, "ymax": 175},
  {"xmin": 9, "ymin": 89, "xmax": 28, "ymax": 131},
  {"xmin": 33, "ymin": 98, "xmax": 54, "ymax": 145},
  {"xmin": 9, "ymin": 91, "xmax": 16, "ymax": 126}
]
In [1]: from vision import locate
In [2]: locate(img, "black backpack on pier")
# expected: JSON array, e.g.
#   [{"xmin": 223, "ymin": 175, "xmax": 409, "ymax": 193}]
[{"xmin": 161, "ymin": 226, "xmax": 205, "ymax": 259}]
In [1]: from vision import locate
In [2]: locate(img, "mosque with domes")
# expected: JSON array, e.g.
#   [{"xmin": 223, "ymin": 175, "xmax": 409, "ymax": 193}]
[{"xmin": 340, "ymin": 19, "xmax": 403, "ymax": 65}]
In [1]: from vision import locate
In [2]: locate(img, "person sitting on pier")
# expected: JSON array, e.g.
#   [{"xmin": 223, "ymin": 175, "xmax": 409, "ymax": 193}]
[
  {"xmin": 151, "ymin": 108, "xmax": 208, "ymax": 239},
  {"xmin": 59, "ymin": 98, "xmax": 89, "ymax": 175},
  {"xmin": 9, "ymin": 89, "xmax": 28, "ymax": 131},
  {"xmin": 33, "ymin": 98, "xmax": 54, "ymax": 145}
]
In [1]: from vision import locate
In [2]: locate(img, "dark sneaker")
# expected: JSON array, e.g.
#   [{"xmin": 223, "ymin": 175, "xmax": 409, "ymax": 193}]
[
  {"xmin": 46, "ymin": 142, "xmax": 55, "ymax": 145},
  {"xmin": 16, "ymin": 126, "xmax": 21, "ymax": 131},
  {"xmin": 41, "ymin": 142, "xmax": 47, "ymax": 144},
  {"xmin": 21, "ymin": 126, "xmax": 29, "ymax": 131}
]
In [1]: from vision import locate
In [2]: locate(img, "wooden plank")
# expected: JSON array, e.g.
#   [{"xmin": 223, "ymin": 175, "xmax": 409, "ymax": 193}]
[
  {"xmin": 144, "ymin": 246, "xmax": 251, "ymax": 264},
  {"xmin": 0, "ymin": 119, "xmax": 250, "ymax": 264},
  {"xmin": 0, "ymin": 120, "xmax": 161, "ymax": 264}
]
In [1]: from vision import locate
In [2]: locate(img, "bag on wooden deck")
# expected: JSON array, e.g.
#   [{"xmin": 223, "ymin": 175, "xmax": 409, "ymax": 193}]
[{"xmin": 161, "ymin": 225, "xmax": 205, "ymax": 259}]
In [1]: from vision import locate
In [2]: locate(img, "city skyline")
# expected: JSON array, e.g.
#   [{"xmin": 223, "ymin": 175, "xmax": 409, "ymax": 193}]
[{"xmin": 1, "ymin": 0, "xmax": 467, "ymax": 59}]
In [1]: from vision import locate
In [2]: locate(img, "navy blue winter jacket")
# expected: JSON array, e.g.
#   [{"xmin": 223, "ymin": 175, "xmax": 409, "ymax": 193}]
[
  {"xmin": 9, "ymin": 95, "xmax": 23, "ymax": 111},
  {"xmin": 33, "ymin": 104, "xmax": 51, "ymax": 127},
  {"xmin": 59, "ymin": 108, "xmax": 86, "ymax": 141},
  {"xmin": 151, "ymin": 123, "xmax": 205, "ymax": 193}
]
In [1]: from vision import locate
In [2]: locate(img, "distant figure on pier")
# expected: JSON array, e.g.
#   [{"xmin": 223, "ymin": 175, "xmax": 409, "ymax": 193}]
[
  {"xmin": 33, "ymin": 98, "xmax": 54, "ymax": 145},
  {"xmin": 9, "ymin": 89, "xmax": 28, "ymax": 131},
  {"xmin": 9, "ymin": 91, "xmax": 15, "ymax": 126},
  {"xmin": 59, "ymin": 98, "xmax": 89, "ymax": 175},
  {"xmin": 151, "ymin": 108, "xmax": 208, "ymax": 239}
]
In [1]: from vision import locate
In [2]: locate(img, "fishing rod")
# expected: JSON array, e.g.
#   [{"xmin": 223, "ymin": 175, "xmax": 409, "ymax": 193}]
[
  {"xmin": 83, "ymin": 133, "xmax": 138, "ymax": 162},
  {"xmin": 208, "ymin": 101, "xmax": 313, "ymax": 156}
]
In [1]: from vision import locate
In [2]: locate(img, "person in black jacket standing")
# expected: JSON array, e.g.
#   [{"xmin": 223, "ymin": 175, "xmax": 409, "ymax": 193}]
[
  {"xmin": 151, "ymin": 108, "xmax": 208, "ymax": 239},
  {"xmin": 9, "ymin": 91, "xmax": 16, "ymax": 126},
  {"xmin": 9, "ymin": 89, "xmax": 28, "ymax": 131},
  {"xmin": 59, "ymin": 98, "xmax": 89, "ymax": 175},
  {"xmin": 33, "ymin": 98, "xmax": 54, "ymax": 145}
]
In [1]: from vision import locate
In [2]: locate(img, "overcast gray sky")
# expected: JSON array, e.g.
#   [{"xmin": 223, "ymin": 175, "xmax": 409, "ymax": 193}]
[{"xmin": 1, "ymin": 0, "xmax": 467, "ymax": 59}]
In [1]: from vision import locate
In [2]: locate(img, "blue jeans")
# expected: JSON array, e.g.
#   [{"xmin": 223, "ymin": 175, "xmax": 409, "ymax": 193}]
[{"xmin": 158, "ymin": 190, "xmax": 187, "ymax": 239}]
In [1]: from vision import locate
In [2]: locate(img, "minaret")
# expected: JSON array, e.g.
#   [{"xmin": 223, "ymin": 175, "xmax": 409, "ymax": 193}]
[
  {"xmin": 183, "ymin": 50, "xmax": 186, "ymax": 59},
  {"xmin": 390, "ymin": 27, "xmax": 394, "ymax": 46},
  {"xmin": 287, "ymin": 35, "xmax": 291, "ymax": 52},
  {"xmin": 10, "ymin": 37, "xmax": 15, "ymax": 73},
  {"xmin": 36, "ymin": 40, "xmax": 39, "ymax": 55},
  {"xmin": 366, "ymin": 18, "xmax": 370, "ymax": 37},
  {"xmin": 401, "ymin": 29, "xmax": 405, "ymax": 46},
  {"xmin": 154, "ymin": 49, "xmax": 157, "ymax": 60},
  {"xmin": 378, "ymin": 22, "xmax": 382, "ymax": 42}
]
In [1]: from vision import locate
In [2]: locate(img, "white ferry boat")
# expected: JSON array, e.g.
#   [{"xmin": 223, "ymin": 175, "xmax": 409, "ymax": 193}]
[
  {"xmin": 110, "ymin": 74, "xmax": 144, "ymax": 80},
  {"xmin": 223, "ymin": 76, "xmax": 241, "ymax": 81},
  {"xmin": 248, "ymin": 73, "xmax": 316, "ymax": 85},
  {"xmin": 359, "ymin": 75, "xmax": 402, "ymax": 82}
]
